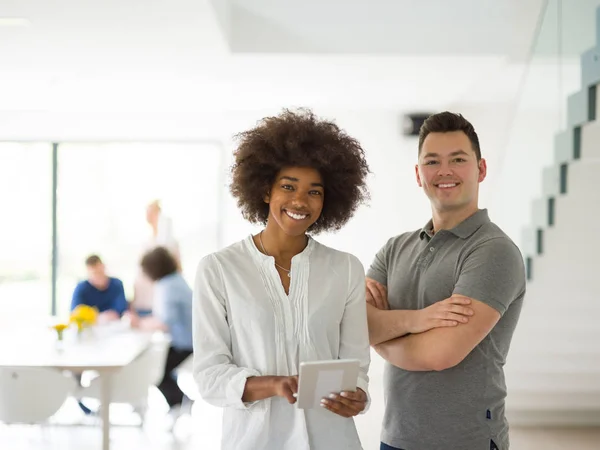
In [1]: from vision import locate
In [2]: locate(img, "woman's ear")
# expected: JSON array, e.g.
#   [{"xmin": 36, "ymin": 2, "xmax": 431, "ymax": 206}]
[{"xmin": 264, "ymin": 190, "xmax": 270, "ymax": 204}]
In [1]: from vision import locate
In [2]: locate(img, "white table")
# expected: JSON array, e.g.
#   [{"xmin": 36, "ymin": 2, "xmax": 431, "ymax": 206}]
[{"xmin": 0, "ymin": 323, "xmax": 153, "ymax": 450}]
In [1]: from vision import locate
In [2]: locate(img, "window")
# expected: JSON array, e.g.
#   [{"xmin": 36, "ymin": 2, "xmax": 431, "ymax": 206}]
[
  {"xmin": 0, "ymin": 143, "xmax": 53, "ymax": 321},
  {"xmin": 55, "ymin": 142, "xmax": 223, "ymax": 317}
]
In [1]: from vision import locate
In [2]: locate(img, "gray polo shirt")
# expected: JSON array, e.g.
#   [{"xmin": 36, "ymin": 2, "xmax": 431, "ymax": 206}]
[{"xmin": 367, "ymin": 209, "xmax": 525, "ymax": 450}]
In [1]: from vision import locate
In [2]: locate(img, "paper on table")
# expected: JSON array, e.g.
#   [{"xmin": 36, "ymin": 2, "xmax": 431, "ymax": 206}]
[{"xmin": 312, "ymin": 369, "xmax": 344, "ymax": 408}]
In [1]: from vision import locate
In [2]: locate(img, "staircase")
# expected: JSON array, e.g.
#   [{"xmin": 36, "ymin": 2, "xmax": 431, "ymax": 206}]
[{"xmin": 504, "ymin": 7, "xmax": 600, "ymax": 426}]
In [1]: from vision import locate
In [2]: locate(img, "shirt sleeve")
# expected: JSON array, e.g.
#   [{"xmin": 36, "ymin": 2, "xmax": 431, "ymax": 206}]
[
  {"xmin": 453, "ymin": 237, "xmax": 526, "ymax": 316},
  {"xmin": 154, "ymin": 280, "xmax": 174, "ymax": 330},
  {"xmin": 339, "ymin": 254, "xmax": 371, "ymax": 413},
  {"xmin": 366, "ymin": 238, "xmax": 391, "ymax": 286},
  {"xmin": 111, "ymin": 279, "xmax": 129, "ymax": 316},
  {"xmin": 71, "ymin": 283, "xmax": 84, "ymax": 311},
  {"xmin": 192, "ymin": 254, "xmax": 261, "ymax": 410}
]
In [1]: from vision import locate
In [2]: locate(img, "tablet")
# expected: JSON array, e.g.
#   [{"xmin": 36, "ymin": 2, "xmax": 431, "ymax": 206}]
[{"xmin": 296, "ymin": 359, "xmax": 360, "ymax": 409}]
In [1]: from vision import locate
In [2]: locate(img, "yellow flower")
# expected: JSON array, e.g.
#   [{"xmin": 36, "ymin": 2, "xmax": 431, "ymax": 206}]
[
  {"xmin": 70, "ymin": 305, "xmax": 99, "ymax": 331},
  {"xmin": 51, "ymin": 323, "xmax": 69, "ymax": 340}
]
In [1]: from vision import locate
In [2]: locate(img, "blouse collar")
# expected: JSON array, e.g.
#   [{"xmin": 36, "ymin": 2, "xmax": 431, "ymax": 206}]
[{"xmin": 244, "ymin": 234, "xmax": 315, "ymax": 266}]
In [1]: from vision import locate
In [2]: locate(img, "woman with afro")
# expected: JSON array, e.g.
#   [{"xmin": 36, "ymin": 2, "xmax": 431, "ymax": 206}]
[{"xmin": 193, "ymin": 109, "xmax": 371, "ymax": 450}]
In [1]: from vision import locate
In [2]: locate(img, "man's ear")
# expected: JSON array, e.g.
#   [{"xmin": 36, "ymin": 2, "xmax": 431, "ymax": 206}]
[
  {"xmin": 415, "ymin": 164, "xmax": 423, "ymax": 187},
  {"xmin": 478, "ymin": 158, "xmax": 487, "ymax": 182}
]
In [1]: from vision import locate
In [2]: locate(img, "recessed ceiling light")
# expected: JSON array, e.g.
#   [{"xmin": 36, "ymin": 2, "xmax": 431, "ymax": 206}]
[{"xmin": 0, "ymin": 18, "xmax": 31, "ymax": 27}]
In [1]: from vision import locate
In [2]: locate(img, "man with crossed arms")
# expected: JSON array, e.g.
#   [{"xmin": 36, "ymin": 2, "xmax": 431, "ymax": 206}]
[{"xmin": 366, "ymin": 112, "xmax": 526, "ymax": 450}]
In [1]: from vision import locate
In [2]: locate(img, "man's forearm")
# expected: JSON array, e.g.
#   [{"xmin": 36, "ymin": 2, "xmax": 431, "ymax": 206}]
[
  {"xmin": 374, "ymin": 328, "xmax": 461, "ymax": 372},
  {"xmin": 367, "ymin": 304, "xmax": 416, "ymax": 345},
  {"xmin": 374, "ymin": 334, "xmax": 437, "ymax": 371}
]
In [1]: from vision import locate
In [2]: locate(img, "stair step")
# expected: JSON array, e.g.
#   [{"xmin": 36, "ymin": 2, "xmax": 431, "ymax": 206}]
[
  {"xmin": 521, "ymin": 227, "xmax": 537, "ymax": 256},
  {"xmin": 553, "ymin": 94, "xmax": 600, "ymax": 163},
  {"xmin": 529, "ymin": 249, "xmax": 599, "ymax": 282},
  {"xmin": 539, "ymin": 159, "xmax": 600, "ymax": 198},
  {"xmin": 524, "ymin": 294, "xmax": 599, "ymax": 314},
  {"xmin": 506, "ymin": 390, "xmax": 600, "ymax": 410},
  {"xmin": 530, "ymin": 197, "xmax": 549, "ymax": 228},
  {"xmin": 567, "ymin": 89, "xmax": 588, "ymax": 128},
  {"xmin": 505, "ymin": 371, "xmax": 600, "ymax": 391},
  {"xmin": 582, "ymin": 46, "xmax": 600, "ymax": 87},
  {"xmin": 581, "ymin": 44, "xmax": 600, "ymax": 89},
  {"xmin": 562, "ymin": 158, "xmax": 600, "ymax": 197},
  {"xmin": 519, "ymin": 280, "xmax": 600, "ymax": 307},
  {"xmin": 506, "ymin": 352, "xmax": 600, "ymax": 365},
  {"xmin": 554, "ymin": 129, "xmax": 574, "ymax": 164},
  {"xmin": 581, "ymin": 120, "xmax": 600, "ymax": 159},
  {"xmin": 541, "ymin": 164, "xmax": 563, "ymax": 197},
  {"xmin": 506, "ymin": 408, "xmax": 600, "ymax": 426},
  {"xmin": 513, "ymin": 317, "xmax": 600, "ymax": 336},
  {"xmin": 506, "ymin": 359, "xmax": 600, "ymax": 375},
  {"xmin": 508, "ymin": 334, "xmax": 600, "ymax": 353}
]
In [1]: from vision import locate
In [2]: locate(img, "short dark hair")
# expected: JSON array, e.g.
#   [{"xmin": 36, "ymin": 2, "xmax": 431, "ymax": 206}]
[
  {"xmin": 140, "ymin": 247, "xmax": 178, "ymax": 281},
  {"xmin": 418, "ymin": 112, "xmax": 481, "ymax": 160},
  {"xmin": 229, "ymin": 108, "xmax": 370, "ymax": 234},
  {"xmin": 85, "ymin": 255, "xmax": 102, "ymax": 266}
]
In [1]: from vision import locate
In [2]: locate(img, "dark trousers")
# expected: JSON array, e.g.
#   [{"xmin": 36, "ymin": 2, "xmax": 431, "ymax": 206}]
[
  {"xmin": 381, "ymin": 440, "xmax": 499, "ymax": 450},
  {"xmin": 381, "ymin": 443, "xmax": 404, "ymax": 450},
  {"xmin": 158, "ymin": 346, "xmax": 193, "ymax": 408}
]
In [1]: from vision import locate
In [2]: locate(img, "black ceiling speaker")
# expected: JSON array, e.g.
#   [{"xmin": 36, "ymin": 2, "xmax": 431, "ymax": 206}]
[{"xmin": 402, "ymin": 113, "xmax": 433, "ymax": 137}]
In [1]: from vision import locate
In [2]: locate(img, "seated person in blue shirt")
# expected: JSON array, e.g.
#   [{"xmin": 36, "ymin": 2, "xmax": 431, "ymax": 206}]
[
  {"xmin": 129, "ymin": 247, "xmax": 193, "ymax": 410},
  {"xmin": 71, "ymin": 254, "xmax": 128, "ymax": 322},
  {"xmin": 72, "ymin": 254, "xmax": 128, "ymax": 415}
]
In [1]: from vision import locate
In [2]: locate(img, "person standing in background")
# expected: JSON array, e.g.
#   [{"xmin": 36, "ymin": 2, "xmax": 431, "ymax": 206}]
[{"xmin": 131, "ymin": 200, "xmax": 181, "ymax": 316}]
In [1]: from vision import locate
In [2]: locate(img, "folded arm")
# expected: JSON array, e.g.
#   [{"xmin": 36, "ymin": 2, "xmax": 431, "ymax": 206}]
[
  {"xmin": 374, "ymin": 296, "xmax": 500, "ymax": 371},
  {"xmin": 366, "ymin": 304, "xmax": 414, "ymax": 345},
  {"xmin": 368, "ymin": 236, "xmax": 524, "ymax": 372},
  {"xmin": 366, "ymin": 277, "xmax": 473, "ymax": 346}
]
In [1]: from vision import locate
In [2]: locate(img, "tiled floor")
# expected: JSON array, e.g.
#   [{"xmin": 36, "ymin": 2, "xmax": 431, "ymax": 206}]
[
  {"xmin": 3, "ymin": 423, "xmax": 600, "ymax": 450},
  {"xmin": 510, "ymin": 427, "xmax": 600, "ymax": 450},
  {"xmin": 1, "ymin": 397, "xmax": 599, "ymax": 450}
]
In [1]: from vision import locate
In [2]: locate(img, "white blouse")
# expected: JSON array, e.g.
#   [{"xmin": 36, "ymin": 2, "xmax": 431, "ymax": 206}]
[{"xmin": 192, "ymin": 235, "xmax": 370, "ymax": 450}]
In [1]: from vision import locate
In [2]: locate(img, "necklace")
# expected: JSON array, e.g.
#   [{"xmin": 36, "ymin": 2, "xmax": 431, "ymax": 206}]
[{"xmin": 259, "ymin": 231, "xmax": 291, "ymax": 278}]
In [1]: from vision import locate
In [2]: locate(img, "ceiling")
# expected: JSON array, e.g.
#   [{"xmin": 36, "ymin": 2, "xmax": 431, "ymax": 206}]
[
  {"xmin": 0, "ymin": 0, "xmax": 593, "ymax": 115},
  {"xmin": 227, "ymin": 0, "xmax": 541, "ymax": 58}
]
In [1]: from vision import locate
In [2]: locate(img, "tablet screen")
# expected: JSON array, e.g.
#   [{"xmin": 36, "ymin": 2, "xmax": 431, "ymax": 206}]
[{"xmin": 296, "ymin": 359, "xmax": 360, "ymax": 409}]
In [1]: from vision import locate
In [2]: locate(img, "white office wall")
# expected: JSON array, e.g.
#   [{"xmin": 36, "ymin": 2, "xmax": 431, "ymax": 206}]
[{"xmin": 0, "ymin": 104, "xmax": 561, "ymax": 263}]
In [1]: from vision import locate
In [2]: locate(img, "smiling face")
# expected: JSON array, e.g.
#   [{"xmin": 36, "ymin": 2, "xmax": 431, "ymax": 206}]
[
  {"xmin": 416, "ymin": 130, "xmax": 487, "ymax": 214},
  {"xmin": 265, "ymin": 166, "xmax": 325, "ymax": 236}
]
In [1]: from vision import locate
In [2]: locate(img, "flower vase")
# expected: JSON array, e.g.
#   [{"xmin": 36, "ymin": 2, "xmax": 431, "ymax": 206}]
[
  {"xmin": 51, "ymin": 324, "xmax": 68, "ymax": 351},
  {"xmin": 55, "ymin": 331, "xmax": 65, "ymax": 351}
]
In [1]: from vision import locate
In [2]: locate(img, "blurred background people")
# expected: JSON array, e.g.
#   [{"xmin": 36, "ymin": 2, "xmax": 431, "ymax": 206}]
[
  {"xmin": 71, "ymin": 254, "xmax": 128, "ymax": 323},
  {"xmin": 131, "ymin": 200, "xmax": 181, "ymax": 317},
  {"xmin": 129, "ymin": 246, "xmax": 193, "ymax": 412}
]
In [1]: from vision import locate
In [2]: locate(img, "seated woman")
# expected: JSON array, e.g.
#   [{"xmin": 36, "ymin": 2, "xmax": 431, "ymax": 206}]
[
  {"xmin": 193, "ymin": 108, "xmax": 372, "ymax": 450},
  {"xmin": 131, "ymin": 246, "xmax": 193, "ymax": 411}
]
